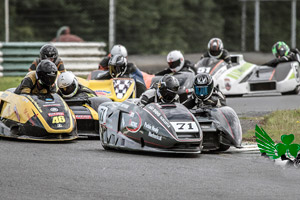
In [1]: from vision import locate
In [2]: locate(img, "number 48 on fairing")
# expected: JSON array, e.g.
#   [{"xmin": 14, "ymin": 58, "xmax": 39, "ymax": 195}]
[
  {"xmin": 170, "ymin": 122, "xmax": 199, "ymax": 132},
  {"xmin": 52, "ymin": 116, "xmax": 65, "ymax": 124}
]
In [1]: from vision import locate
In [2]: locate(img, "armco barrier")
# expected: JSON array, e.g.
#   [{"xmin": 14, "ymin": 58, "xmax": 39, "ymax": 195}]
[{"xmin": 0, "ymin": 42, "xmax": 106, "ymax": 77}]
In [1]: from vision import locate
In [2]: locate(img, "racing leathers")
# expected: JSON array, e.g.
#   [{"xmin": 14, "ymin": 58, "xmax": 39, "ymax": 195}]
[
  {"xmin": 29, "ymin": 57, "xmax": 65, "ymax": 73},
  {"xmin": 202, "ymin": 49, "xmax": 232, "ymax": 66},
  {"xmin": 139, "ymin": 88, "xmax": 180, "ymax": 107},
  {"xmin": 14, "ymin": 71, "xmax": 55, "ymax": 95},
  {"xmin": 263, "ymin": 48, "xmax": 300, "ymax": 67},
  {"xmin": 183, "ymin": 88, "xmax": 226, "ymax": 109},
  {"xmin": 155, "ymin": 60, "xmax": 196, "ymax": 75}
]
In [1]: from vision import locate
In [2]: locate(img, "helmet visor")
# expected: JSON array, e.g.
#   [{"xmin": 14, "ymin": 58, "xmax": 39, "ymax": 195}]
[
  {"xmin": 194, "ymin": 85, "xmax": 213, "ymax": 99},
  {"xmin": 209, "ymin": 49, "xmax": 222, "ymax": 57},
  {"xmin": 41, "ymin": 73, "xmax": 57, "ymax": 86},
  {"xmin": 109, "ymin": 65, "xmax": 121, "ymax": 78},
  {"xmin": 168, "ymin": 60, "xmax": 181, "ymax": 69},
  {"xmin": 60, "ymin": 81, "xmax": 77, "ymax": 95},
  {"xmin": 162, "ymin": 89, "xmax": 177, "ymax": 102}
]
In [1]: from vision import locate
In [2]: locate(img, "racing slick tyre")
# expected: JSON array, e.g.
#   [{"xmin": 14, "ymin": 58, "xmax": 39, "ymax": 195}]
[
  {"xmin": 218, "ymin": 144, "xmax": 230, "ymax": 151},
  {"xmin": 281, "ymin": 86, "xmax": 300, "ymax": 95}
]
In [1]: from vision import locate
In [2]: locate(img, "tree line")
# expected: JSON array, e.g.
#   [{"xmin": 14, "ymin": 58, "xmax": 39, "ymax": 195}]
[{"xmin": 0, "ymin": 0, "xmax": 299, "ymax": 54}]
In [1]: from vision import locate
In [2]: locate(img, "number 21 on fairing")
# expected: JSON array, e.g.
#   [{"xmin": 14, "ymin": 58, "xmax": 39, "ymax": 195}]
[
  {"xmin": 52, "ymin": 116, "xmax": 65, "ymax": 123},
  {"xmin": 170, "ymin": 122, "xmax": 199, "ymax": 132}
]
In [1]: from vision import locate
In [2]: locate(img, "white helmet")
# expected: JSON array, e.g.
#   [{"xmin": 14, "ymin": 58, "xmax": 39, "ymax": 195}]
[
  {"xmin": 110, "ymin": 44, "xmax": 128, "ymax": 57},
  {"xmin": 167, "ymin": 50, "xmax": 185, "ymax": 73},
  {"xmin": 57, "ymin": 71, "xmax": 79, "ymax": 98},
  {"xmin": 207, "ymin": 38, "xmax": 224, "ymax": 58}
]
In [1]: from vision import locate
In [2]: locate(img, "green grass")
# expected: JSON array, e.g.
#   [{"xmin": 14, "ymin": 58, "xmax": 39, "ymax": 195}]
[
  {"xmin": 243, "ymin": 109, "xmax": 300, "ymax": 144},
  {"xmin": 0, "ymin": 76, "xmax": 24, "ymax": 91}
]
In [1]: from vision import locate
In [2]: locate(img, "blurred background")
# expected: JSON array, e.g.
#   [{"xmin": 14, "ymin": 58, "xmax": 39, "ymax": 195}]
[
  {"xmin": 0, "ymin": 0, "xmax": 299, "ymax": 78},
  {"xmin": 1, "ymin": 0, "xmax": 299, "ymax": 54}
]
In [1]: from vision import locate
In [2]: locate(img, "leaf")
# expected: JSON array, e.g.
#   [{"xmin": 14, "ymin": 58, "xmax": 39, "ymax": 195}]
[
  {"xmin": 281, "ymin": 134, "xmax": 294, "ymax": 145},
  {"xmin": 289, "ymin": 144, "xmax": 300, "ymax": 158},
  {"xmin": 275, "ymin": 143, "xmax": 287, "ymax": 157},
  {"xmin": 255, "ymin": 125, "xmax": 276, "ymax": 158}
]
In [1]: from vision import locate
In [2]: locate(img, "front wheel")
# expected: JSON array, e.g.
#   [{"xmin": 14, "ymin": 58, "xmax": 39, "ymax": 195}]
[
  {"xmin": 218, "ymin": 144, "xmax": 230, "ymax": 151},
  {"xmin": 281, "ymin": 86, "xmax": 300, "ymax": 95}
]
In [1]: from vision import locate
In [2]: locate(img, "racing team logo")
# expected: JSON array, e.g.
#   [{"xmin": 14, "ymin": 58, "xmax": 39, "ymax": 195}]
[{"xmin": 256, "ymin": 125, "xmax": 300, "ymax": 168}]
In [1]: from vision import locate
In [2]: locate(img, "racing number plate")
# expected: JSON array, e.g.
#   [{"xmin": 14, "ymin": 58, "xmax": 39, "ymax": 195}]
[{"xmin": 170, "ymin": 122, "xmax": 199, "ymax": 133}]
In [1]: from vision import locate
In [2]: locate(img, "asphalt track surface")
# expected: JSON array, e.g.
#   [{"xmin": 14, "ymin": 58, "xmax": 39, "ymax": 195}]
[{"xmin": 1, "ymin": 94, "xmax": 300, "ymax": 200}]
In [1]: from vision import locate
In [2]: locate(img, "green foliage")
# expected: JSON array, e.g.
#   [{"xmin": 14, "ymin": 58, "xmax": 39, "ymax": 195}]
[
  {"xmin": 0, "ymin": 76, "xmax": 24, "ymax": 91},
  {"xmin": 1, "ymin": 0, "xmax": 300, "ymax": 54}
]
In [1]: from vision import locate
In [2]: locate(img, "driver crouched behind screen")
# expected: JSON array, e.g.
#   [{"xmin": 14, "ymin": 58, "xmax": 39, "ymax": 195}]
[{"xmin": 57, "ymin": 71, "xmax": 112, "ymax": 111}]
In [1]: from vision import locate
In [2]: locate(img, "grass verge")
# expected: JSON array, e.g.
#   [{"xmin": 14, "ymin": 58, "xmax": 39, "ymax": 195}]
[
  {"xmin": 0, "ymin": 76, "xmax": 24, "ymax": 91},
  {"xmin": 243, "ymin": 109, "xmax": 300, "ymax": 144}
]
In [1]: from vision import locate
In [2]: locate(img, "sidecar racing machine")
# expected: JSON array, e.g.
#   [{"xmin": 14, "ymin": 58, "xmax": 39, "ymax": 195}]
[
  {"xmin": 98, "ymin": 100, "xmax": 203, "ymax": 153},
  {"xmin": 217, "ymin": 55, "xmax": 300, "ymax": 96},
  {"xmin": 0, "ymin": 91, "xmax": 77, "ymax": 141}
]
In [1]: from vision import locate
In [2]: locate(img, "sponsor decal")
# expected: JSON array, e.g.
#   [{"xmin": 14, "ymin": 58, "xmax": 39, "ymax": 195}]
[
  {"xmin": 144, "ymin": 121, "xmax": 159, "ymax": 134},
  {"xmin": 57, "ymin": 124, "xmax": 63, "ymax": 128},
  {"xmin": 48, "ymin": 112, "xmax": 64, "ymax": 117},
  {"xmin": 148, "ymin": 131, "xmax": 162, "ymax": 141},
  {"xmin": 126, "ymin": 112, "xmax": 142, "ymax": 133},
  {"xmin": 75, "ymin": 115, "xmax": 92, "ymax": 119},
  {"xmin": 95, "ymin": 90, "xmax": 111, "ymax": 96},
  {"xmin": 27, "ymin": 96, "xmax": 43, "ymax": 113},
  {"xmin": 1, "ymin": 93, "xmax": 8, "ymax": 98},
  {"xmin": 256, "ymin": 125, "xmax": 300, "ymax": 169},
  {"xmin": 50, "ymin": 107, "xmax": 59, "ymax": 112},
  {"xmin": 24, "ymin": 108, "xmax": 35, "ymax": 126},
  {"xmin": 43, "ymin": 104, "xmax": 61, "ymax": 107},
  {"xmin": 45, "ymin": 98, "xmax": 54, "ymax": 102},
  {"xmin": 147, "ymin": 105, "xmax": 171, "ymax": 128},
  {"xmin": 120, "ymin": 103, "xmax": 130, "ymax": 109},
  {"xmin": 14, "ymin": 106, "xmax": 20, "ymax": 121}
]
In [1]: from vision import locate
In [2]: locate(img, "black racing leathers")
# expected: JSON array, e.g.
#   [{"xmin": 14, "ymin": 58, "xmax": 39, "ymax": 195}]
[
  {"xmin": 139, "ymin": 88, "xmax": 180, "ymax": 107},
  {"xmin": 14, "ymin": 71, "xmax": 55, "ymax": 95},
  {"xmin": 263, "ymin": 48, "xmax": 300, "ymax": 67},
  {"xmin": 202, "ymin": 49, "xmax": 232, "ymax": 65},
  {"xmin": 183, "ymin": 88, "xmax": 226, "ymax": 109},
  {"xmin": 155, "ymin": 60, "xmax": 196, "ymax": 76},
  {"xmin": 29, "ymin": 57, "xmax": 65, "ymax": 72}
]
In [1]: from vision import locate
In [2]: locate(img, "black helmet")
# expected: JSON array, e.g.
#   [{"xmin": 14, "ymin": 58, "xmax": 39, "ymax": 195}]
[
  {"xmin": 108, "ymin": 54, "xmax": 127, "ymax": 78},
  {"xmin": 40, "ymin": 44, "xmax": 58, "ymax": 62},
  {"xmin": 193, "ymin": 73, "xmax": 214, "ymax": 100},
  {"xmin": 36, "ymin": 60, "xmax": 58, "ymax": 87},
  {"xmin": 157, "ymin": 74, "xmax": 180, "ymax": 103},
  {"xmin": 207, "ymin": 38, "xmax": 224, "ymax": 58}
]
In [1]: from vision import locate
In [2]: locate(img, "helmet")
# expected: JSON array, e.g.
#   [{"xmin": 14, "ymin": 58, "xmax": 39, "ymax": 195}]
[
  {"xmin": 57, "ymin": 71, "xmax": 79, "ymax": 98},
  {"xmin": 167, "ymin": 50, "xmax": 185, "ymax": 73},
  {"xmin": 157, "ymin": 75, "xmax": 180, "ymax": 103},
  {"xmin": 207, "ymin": 38, "xmax": 224, "ymax": 58},
  {"xmin": 36, "ymin": 60, "xmax": 58, "ymax": 87},
  {"xmin": 40, "ymin": 44, "xmax": 58, "ymax": 62},
  {"xmin": 108, "ymin": 54, "xmax": 128, "ymax": 78},
  {"xmin": 110, "ymin": 44, "xmax": 128, "ymax": 57},
  {"xmin": 193, "ymin": 73, "xmax": 214, "ymax": 101},
  {"xmin": 272, "ymin": 41, "xmax": 290, "ymax": 58}
]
